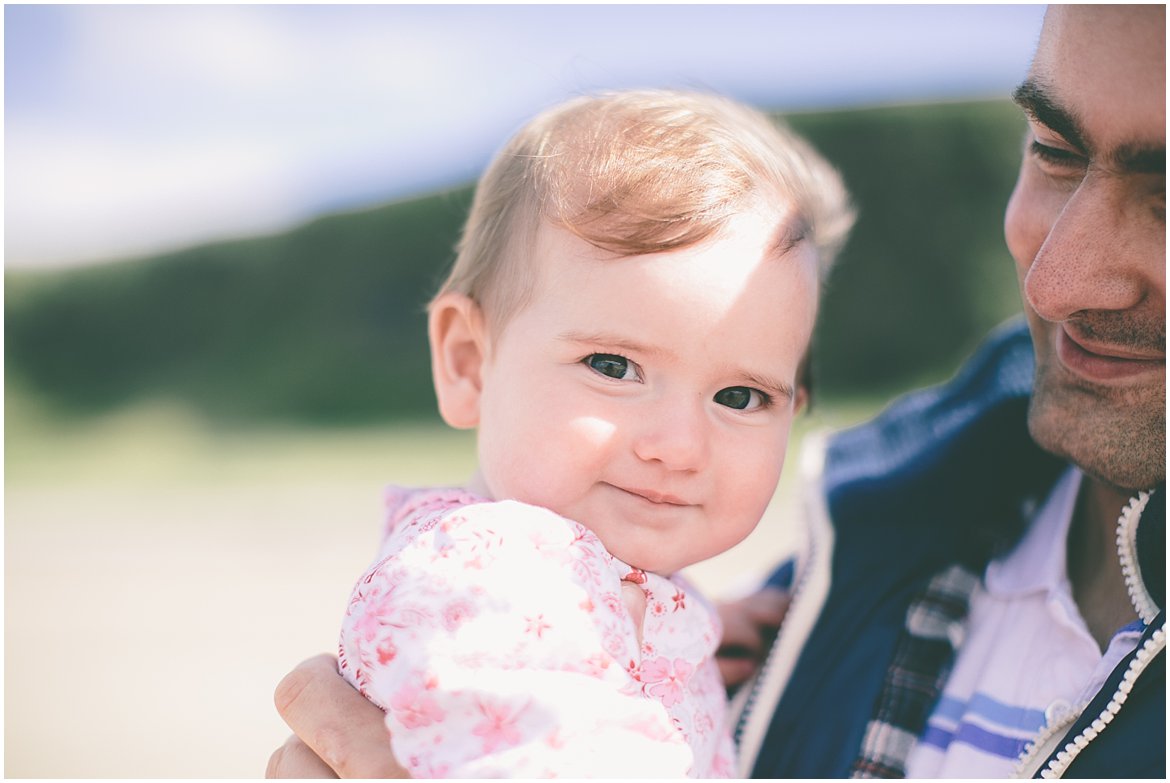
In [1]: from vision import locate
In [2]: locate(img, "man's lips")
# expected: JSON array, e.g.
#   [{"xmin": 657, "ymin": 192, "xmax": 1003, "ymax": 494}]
[{"xmin": 1056, "ymin": 326, "xmax": 1165, "ymax": 382}]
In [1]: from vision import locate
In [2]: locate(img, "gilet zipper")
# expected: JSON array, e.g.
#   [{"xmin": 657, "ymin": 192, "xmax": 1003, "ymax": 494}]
[
  {"xmin": 1013, "ymin": 489, "xmax": 1164, "ymax": 778},
  {"xmin": 729, "ymin": 433, "xmax": 833, "ymax": 776}
]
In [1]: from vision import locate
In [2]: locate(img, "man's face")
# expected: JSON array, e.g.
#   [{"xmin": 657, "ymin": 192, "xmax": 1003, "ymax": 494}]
[
  {"xmin": 1004, "ymin": 5, "xmax": 1166, "ymax": 491},
  {"xmin": 474, "ymin": 210, "xmax": 818, "ymax": 575}
]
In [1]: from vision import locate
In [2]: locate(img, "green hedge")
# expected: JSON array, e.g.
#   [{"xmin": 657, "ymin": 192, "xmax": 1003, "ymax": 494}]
[{"xmin": 6, "ymin": 99, "xmax": 1026, "ymax": 425}]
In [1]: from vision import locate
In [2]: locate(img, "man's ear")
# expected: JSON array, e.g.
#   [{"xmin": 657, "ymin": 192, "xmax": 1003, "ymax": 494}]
[{"xmin": 428, "ymin": 292, "xmax": 489, "ymax": 429}]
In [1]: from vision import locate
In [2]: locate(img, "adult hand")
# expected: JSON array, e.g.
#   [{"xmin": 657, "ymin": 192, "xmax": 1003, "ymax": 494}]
[
  {"xmin": 715, "ymin": 587, "xmax": 790, "ymax": 689},
  {"xmin": 266, "ymin": 654, "xmax": 409, "ymax": 779}
]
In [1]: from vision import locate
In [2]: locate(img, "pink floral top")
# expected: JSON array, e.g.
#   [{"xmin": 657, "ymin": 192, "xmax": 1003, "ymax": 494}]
[{"xmin": 338, "ymin": 486, "xmax": 735, "ymax": 778}]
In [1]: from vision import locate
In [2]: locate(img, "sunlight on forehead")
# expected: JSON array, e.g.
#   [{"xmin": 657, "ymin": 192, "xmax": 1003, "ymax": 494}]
[
  {"xmin": 623, "ymin": 209, "xmax": 810, "ymax": 309},
  {"xmin": 533, "ymin": 210, "xmax": 818, "ymax": 385}
]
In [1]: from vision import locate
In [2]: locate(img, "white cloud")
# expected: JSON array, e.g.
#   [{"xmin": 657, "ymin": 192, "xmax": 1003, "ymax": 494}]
[
  {"xmin": 4, "ymin": 4, "xmax": 1046, "ymax": 269},
  {"xmin": 5, "ymin": 123, "xmax": 304, "ymax": 266}
]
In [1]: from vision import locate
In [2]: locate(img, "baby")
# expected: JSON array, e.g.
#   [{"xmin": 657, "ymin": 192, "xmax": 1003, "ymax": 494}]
[{"xmin": 338, "ymin": 89, "xmax": 853, "ymax": 777}]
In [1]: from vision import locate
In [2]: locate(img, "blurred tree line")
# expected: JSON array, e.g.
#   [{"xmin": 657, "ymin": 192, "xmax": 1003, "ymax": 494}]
[{"xmin": 6, "ymin": 100, "xmax": 1026, "ymax": 426}]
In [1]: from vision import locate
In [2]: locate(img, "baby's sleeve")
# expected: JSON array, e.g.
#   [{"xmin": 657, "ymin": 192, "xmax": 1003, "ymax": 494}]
[{"xmin": 338, "ymin": 500, "xmax": 694, "ymax": 778}]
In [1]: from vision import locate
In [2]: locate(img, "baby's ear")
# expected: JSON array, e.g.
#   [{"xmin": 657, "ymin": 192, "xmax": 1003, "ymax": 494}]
[
  {"xmin": 793, "ymin": 385, "xmax": 809, "ymax": 416},
  {"xmin": 428, "ymin": 292, "xmax": 489, "ymax": 429}
]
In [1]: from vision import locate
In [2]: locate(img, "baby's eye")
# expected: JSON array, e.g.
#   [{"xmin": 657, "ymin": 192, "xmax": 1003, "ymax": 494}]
[
  {"xmin": 585, "ymin": 353, "xmax": 639, "ymax": 381},
  {"xmin": 714, "ymin": 386, "xmax": 769, "ymax": 411}
]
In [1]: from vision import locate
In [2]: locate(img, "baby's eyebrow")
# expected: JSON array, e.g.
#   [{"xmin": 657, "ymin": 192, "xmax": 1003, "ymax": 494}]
[
  {"xmin": 740, "ymin": 371, "xmax": 795, "ymax": 402},
  {"xmin": 557, "ymin": 330, "xmax": 676, "ymax": 361},
  {"xmin": 767, "ymin": 216, "xmax": 809, "ymax": 258},
  {"xmin": 561, "ymin": 330, "xmax": 795, "ymax": 400}
]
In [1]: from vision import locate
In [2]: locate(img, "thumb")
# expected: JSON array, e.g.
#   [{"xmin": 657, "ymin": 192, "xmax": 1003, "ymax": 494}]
[{"xmin": 620, "ymin": 580, "xmax": 648, "ymax": 647}]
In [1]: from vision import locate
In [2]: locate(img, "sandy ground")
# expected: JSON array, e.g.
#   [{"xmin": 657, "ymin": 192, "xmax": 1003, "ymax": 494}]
[{"xmin": 4, "ymin": 419, "xmax": 812, "ymax": 778}]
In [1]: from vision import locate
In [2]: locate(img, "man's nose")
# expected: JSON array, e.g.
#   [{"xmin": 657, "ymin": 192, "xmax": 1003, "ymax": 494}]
[
  {"xmin": 631, "ymin": 394, "xmax": 709, "ymax": 473},
  {"xmin": 1024, "ymin": 174, "xmax": 1150, "ymax": 322}
]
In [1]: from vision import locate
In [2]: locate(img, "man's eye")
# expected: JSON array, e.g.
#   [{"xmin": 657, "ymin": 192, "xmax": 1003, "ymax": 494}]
[
  {"xmin": 585, "ymin": 354, "xmax": 638, "ymax": 380},
  {"xmin": 1029, "ymin": 140, "xmax": 1086, "ymax": 172},
  {"xmin": 714, "ymin": 386, "xmax": 769, "ymax": 411}
]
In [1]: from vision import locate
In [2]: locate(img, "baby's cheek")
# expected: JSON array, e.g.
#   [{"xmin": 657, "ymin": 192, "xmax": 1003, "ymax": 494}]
[
  {"xmin": 728, "ymin": 437, "xmax": 788, "ymax": 519},
  {"xmin": 491, "ymin": 414, "xmax": 619, "ymax": 508},
  {"xmin": 565, "ymin": 415, "xmax": 619, "ymax": 455}
]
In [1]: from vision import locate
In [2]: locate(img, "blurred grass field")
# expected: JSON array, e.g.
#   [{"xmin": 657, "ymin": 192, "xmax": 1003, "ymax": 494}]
[{"xmin": 5, "ymin": 391, "xmax": 881, "ymax": 777}]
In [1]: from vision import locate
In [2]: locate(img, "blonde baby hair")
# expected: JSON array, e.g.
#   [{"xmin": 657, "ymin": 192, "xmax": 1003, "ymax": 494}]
[{"xmin": 433, "ymin": 89, "xmax": 855, "ymax": 331}]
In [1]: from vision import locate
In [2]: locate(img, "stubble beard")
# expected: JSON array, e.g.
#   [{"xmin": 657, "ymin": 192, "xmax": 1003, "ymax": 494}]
[{"xmin": 1028, "ymin": 352, "xmax": 1166, "ymax": 492}]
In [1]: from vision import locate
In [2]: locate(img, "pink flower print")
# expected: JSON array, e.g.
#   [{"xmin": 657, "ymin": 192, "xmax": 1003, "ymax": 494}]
[
  {"xmin": 472, "ymin": 699, "xmax": 524, "ymax": 753},
  {"xmin": 431, "ymin": 533, "xmax": 458, "ymax": 560},
  {"xmin": 524, "ymin": 614, "xmax": 551, "ymax": 638},
  {"xmin": 672, "ymin": 588, "xmax": 686, "ymax": 612},
  {"xmin": 625, "ymin": 658, "xmax": 641, "ymax": 681},
  {"xmin": 406, "ymin": 754, "xmax": 449, "ymax": 778},
  {"xmin": 693, "ymin": 709, "xmax": 714, "ymax": 738},
  {"xmin": 620, "ymin": 713, "xmax": 679, "ymax": 743},
  {"xmin": 640, "ymin": 640, "xmax": 656, "ymax": 658},
  {"xmin": 622, "ymin": 568, "xmax": 647, "ymax": 585},
  {"xmin": 571, "ymin": 557, "xmax": 602, "ymax": 586},
  {"xmin": 442, "ymin": 599, "xmax": 476, "ymax": 631},
  {"xmin": 580, "ymin": 651, "xmax": 611, "ymax": 676},
  {"xmin": 376, "ymin": 640, "xmax": 397, "ymax": 665},
  {"xmin": 350, "ymin": 594, "xmax": 394, "ymax": 644},
  {"xmin": 349, "ymin": 609, "xmax": 378, "ymax": 645},
  {"xmin": 640, "ymin": 656, "xmax": 694, "ymax": 708},
  {"xmin": 529, "ymin": 526, "xmax": 570, "ymax": 557},
  {"xmin": 601, "ymin": 592, "xmax": 624, "ymax": 618},
  {"xmin": 603, "ymin": 630, "xmax": 626, "ymax": 658},
  {"xmin": 650, "ymin": 601, "xmax": 667, "ymax": 617},
  {"xmin": 545, "ymin": 727, "xmax": 567, "ymax": 750},
  {"xmin": 568, "ymin": 524, "xmax": 592, "ymax": 549},
  {"xmin": 389, "ymin": 683, "xmax": 445, "ymax": 729}
]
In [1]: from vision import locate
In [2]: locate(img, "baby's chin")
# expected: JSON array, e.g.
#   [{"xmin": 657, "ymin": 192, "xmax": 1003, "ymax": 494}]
[
  {"xmin": 604, "ymin": 542, "xmax": 692, "ymax": 578},
  {"xmin": 468, "ymin": 471, "xmax": 708, "ymax": 575}
]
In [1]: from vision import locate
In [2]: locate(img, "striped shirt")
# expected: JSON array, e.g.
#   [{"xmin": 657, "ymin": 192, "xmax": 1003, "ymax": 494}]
[{"xmin": 904, "ymin": 468, "xmax": 1144, "ymax": 777}]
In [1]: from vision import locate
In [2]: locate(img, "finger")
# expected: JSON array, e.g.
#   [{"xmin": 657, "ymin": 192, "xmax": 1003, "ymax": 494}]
[
  {"xmin": 717, "ymin": 600, "xmax": 768, "ymax": 655},
  {"xmin": 745, "ymin": 587, "xmax": 791, "ymax": 627},
  {"xmin": 266, "ymin": 735, "xmax": 339, "ymax": 779},
  {"xmin": 620, "ymin": 580, "xmax": 647, "ymax": 647},
  {"xmin": 274, "ymin": 654, "xmax": 409, "ymax": 779},
  {"xmin": 717, "ymin": 654, "xmax": 759, "ymax": 689}
]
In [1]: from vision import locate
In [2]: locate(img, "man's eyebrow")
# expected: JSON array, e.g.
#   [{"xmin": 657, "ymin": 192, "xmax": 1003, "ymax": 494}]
[
  {"xmin": 1114, "ymin": 143, "xmax": 1166, "ymax": 176},
  {"xmin": 1013, "ymin": 79, "xmax": 1166, "ymax": 175},
  {"xmin": 1011, "ymin": 79, "xmax": 1087, "ymax": 150}
]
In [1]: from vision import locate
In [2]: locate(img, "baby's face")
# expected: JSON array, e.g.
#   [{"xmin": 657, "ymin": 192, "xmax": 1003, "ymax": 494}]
[{"xmin": 475, "ymin": 208, "xmax": 819, "ymax": 575}]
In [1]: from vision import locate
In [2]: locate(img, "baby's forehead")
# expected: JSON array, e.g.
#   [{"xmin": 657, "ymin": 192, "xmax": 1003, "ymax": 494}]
[
  {"xmin": 534, "ymin": 195, "xmax": 810, "ymax": 259},
  {"xmin": 534, "ymin": 212, "xmax": 817, "ymax": 292},
  {"xmin": 487, "ymin": 209, "xmax": 818, "ymax": 340}
]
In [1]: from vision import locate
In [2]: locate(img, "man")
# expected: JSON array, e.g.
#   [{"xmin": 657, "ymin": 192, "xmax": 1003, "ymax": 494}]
[{"xmin": 268, "ymin": 5, "xmax": 1164, "ymax": 777}]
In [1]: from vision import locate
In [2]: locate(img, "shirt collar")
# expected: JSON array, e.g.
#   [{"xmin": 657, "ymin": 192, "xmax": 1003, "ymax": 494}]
[{"xmin": 985, "ymin": 466, "xmax": 1081, "ymax": 596}]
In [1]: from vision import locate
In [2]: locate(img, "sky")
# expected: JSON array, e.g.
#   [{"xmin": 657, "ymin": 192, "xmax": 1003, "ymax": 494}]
[{"xmin": 4, "ymin": 4, "xmax": 1048, "ymax": 269}]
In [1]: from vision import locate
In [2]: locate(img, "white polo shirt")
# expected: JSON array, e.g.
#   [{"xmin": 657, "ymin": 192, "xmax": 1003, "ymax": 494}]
[{"xmin": 905, "ymin": 468, "xmax": 1144, "ymax": 777}]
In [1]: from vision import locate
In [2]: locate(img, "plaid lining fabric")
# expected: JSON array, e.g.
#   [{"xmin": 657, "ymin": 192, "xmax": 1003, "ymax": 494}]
[{"xmin": 849, "ymin": 563, "xmax": 981, "ymax": 778}]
